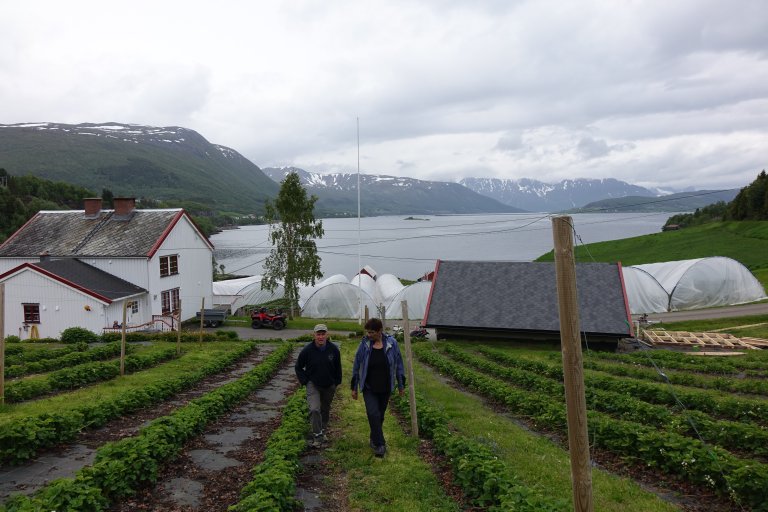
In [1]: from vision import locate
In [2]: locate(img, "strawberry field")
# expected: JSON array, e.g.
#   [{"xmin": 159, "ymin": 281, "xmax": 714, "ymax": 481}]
[{"xmin": 1, "ymin": 331, "xmax": 766, "ymax": 511}]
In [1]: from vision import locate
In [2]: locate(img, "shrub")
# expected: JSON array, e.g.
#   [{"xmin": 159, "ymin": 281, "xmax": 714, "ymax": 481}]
[
  {"xmin": 4, "ymin": 335, "xmax": 22, "ymax": 344},
  {"xmin": 60, "ymin": 327, "xmax": 99, "ymax": 344}
]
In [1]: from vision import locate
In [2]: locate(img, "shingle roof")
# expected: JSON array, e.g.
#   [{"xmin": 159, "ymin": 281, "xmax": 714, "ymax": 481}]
[
  {"xmin": 424, "ymin": 260, "xmax": 631, "ymax": 336},
  {"xmin": 5, "ymin": 259, "xmax": 147, "ymax": 302},
  {"xmin": 0, "ymin": 209, "xmax": 185, "ymax": 258}
]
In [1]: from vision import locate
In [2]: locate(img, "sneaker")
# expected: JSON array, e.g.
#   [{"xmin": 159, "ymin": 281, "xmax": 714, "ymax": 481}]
[{"xmin": 374, "ymin": 445, "xmax": 386, "ymax": 457}]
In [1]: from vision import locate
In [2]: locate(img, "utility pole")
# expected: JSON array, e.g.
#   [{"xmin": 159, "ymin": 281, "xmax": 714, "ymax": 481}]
[
  {"xmin": 552, "ymin": 216, "xmax": 593, "ymax": 512},
  {"xmin": 199, "ymin": 298, "xmax": 205, "ymax": 345},
  {"xmin": 176, "ymin": 299, "xmax": 182, "ymax": 355}
]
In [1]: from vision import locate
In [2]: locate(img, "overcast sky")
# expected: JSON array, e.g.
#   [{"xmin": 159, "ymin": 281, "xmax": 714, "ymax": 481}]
[{"xmin": 1, "ymin": 1, "xmax": 766, "ymax": 191}]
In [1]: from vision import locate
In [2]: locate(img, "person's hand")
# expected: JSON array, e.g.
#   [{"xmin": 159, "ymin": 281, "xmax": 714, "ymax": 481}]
[
  {"xmin": 351, "ymin": 390, "xmax": 358, "ymax": 400},
  {"xmin": 398, "ymin": 387, "xmax": 404, "ymax": 397}
]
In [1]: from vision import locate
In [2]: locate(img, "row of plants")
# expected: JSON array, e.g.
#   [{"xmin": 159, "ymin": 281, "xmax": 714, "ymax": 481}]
[
  {"xmin": 391, "ymin": 391, "xmax": 567, "ymax": 511},
  {"xmin": 4, "ymin": 342, "xmax": 89, "ymax": 366},
  {"xmin": 230, "ymin": 387, "xmax": 308, "ymax": 511},
  {"xmin": 481, "ymin": 347, "xmax": 768, "ymax": 426},
  {"xmin": 443, "ymin": 345, "xmax": 768, "ymax": 462},
  {"xmin": 0, "ymin": 342, "xmax": 258, "ymax": 465},
  {"xmin": 4, "ymin": 342, "xmax": 130, "ymax": 379},
  {"xmin": 587, "ymin": 348, "xmax": 768, "ymax": 376},
  {"xmin": 1, "ymin": 342, "xmax": 294, "ymax": 512},
  {"xmin": 414, "ymin": 345, "xmax": 768, "ymax": 511},
  {"xmin": 4, "ymin": 346, "xmax": 179, "ymax": 403},
  {"xmin": 4, "ymin": 328, "xmax": 240, "ymax": 346}
]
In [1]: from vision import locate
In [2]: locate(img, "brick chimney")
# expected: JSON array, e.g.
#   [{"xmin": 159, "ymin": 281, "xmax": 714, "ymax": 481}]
[
  {"xmin": 83, "ymin": 198, "xmax": 102, "ymax": 217},
  {"xmin": 113, "ymin": 197, "xmax": 136, "ymax": 217}
]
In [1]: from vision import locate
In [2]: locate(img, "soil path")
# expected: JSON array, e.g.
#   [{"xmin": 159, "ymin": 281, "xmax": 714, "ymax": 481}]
[
  {"xmin": 0, "ymin": 344, "xmax": 278, "ymax": 502},
  {"xmin": 113, "ymin": 346, "xmax": 301, "ymax": 511}
]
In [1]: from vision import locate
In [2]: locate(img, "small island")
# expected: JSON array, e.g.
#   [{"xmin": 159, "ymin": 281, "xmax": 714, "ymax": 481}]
[{"xmin": 403, "ymin": 216, "xmax": 430, "ymax": 221}]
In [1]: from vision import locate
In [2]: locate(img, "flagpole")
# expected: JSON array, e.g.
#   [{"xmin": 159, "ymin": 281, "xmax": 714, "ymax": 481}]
[{"xmin": 357, "ymin": 117, "xmax": 362, "ymax": 324}]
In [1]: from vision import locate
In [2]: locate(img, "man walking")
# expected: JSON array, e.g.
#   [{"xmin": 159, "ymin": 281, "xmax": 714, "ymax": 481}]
[{"xmin": 295, "ymin": 324, "xmax": 342, "ymax": 447}]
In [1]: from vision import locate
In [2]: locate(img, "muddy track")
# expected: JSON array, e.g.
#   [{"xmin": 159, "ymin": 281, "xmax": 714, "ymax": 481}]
[
  {"xmin": 0, "ymin": 344, "xmax": 280, "ymax": 502},
  {"xmin": 113, "ymin": 348, "xmax": 301, "ymax": 511}
]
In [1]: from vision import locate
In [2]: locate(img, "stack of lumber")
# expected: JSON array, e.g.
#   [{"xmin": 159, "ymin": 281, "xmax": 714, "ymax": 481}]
[{"xmin": 642, "ymin": 330, "xmax": 768, "ymax": 352}]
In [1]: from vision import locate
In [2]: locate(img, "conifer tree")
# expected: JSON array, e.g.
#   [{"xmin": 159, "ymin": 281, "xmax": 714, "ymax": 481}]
[{"xmin": 261, "ymin": 172, "xmax": 324, "ymax": 317}]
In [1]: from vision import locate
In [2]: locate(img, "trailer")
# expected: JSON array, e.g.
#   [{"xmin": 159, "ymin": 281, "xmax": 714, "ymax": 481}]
[{"xmin": 196, "ymin": 309, "xmax": 227, "ymax": 328}]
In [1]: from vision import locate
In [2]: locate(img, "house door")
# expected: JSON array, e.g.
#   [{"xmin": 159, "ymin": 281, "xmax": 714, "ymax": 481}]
[{"xmin": 126, "ymin": 300, "xmax": 140, "ymax": 325}]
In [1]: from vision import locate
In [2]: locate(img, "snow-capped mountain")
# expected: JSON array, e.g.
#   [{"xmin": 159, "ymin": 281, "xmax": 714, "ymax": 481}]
[
  {"xmin": 459, "ymin": 177, "xmax": 656, "ymax": 212},
  {"xmin": 262, "ymin": 167, "xmax": 525, "ymax": 216}
]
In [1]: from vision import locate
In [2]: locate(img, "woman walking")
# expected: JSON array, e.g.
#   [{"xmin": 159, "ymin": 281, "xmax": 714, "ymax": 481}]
[{"xmin": 351, "ymin": 318, "xmax": 406, "ymax": 457}]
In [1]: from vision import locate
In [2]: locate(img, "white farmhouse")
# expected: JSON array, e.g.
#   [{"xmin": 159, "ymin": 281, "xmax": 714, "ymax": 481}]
[{"xmin": 0, "ymin": 197, "xmax": 213, "ymax": 339}]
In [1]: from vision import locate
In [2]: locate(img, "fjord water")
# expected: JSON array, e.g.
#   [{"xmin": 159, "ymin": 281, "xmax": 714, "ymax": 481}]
[{"xmin": 211, "ymin": 212, "xmax": 672, "ymax": 281}]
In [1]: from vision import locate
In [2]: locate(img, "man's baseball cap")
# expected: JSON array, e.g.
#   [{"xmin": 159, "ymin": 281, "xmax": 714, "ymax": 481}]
[{"xmin": 313, "ymin": 324, "xmax": 328, "ymax": 333}]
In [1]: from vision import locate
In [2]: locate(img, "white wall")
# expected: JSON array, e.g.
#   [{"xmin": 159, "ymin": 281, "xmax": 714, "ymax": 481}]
[
  {"xmin": 147, "ymin": 216, "xmax": 213, "ymax": 320},
  {"xmin": 0, "ymin": 257, "xmax": 35, "ymax": 276},
  {"xmin": 1, "ymin": 269, "xmax": 110, "ymax": 339}
]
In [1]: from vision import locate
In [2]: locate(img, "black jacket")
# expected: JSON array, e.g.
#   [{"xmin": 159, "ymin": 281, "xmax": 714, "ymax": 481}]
[{"xmin": 295, "ymin": 341, "xmax": 342, "ymax": 388}]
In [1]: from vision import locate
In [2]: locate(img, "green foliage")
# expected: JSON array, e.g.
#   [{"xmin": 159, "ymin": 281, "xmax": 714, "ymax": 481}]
[
  {"xmin": 60, "ymin": 326, "xmax": 99, "ymax": 344},
  {"xmin": 0, "ymin": 168, "xmax": 95, "ymax": 242},
  {"xmin": 4, "ymin": 335, "xmax": 21, "ymax": 344},
  {"xmin": 727, "ymin": 170, "xmax": 768, "ymax": 220},
  {"xmin": 665, "ymin": 201, "xmax": 728, "ymax": 228},
  {"xmin": 262, "ymin": 172, "xmax": 324, "ymax": 316}
]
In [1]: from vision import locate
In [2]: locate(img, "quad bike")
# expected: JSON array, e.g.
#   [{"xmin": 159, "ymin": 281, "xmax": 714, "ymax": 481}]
[
  {"xmin": 251, "ymin": 308, "xmax": 287, "ymax": 330},
  {"xmin": 409, "ymin": 326, "xmax": 429, "ymax": 339}
]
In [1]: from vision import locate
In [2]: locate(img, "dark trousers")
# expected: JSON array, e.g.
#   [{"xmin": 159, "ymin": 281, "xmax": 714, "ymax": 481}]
[
  {"xmin": 363, "ymin": 388, "xmax": 391, "ymax": 447},
  {"xmin": 306, "ymin": 381, "xmax": 336, "ymax": 435}
]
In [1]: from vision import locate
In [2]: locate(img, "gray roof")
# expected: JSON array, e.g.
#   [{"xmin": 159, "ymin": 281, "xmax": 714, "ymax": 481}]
[
  {"xmin": 26, "ymin": 259, "xmax": 147, "ymax": 302},
  {"xmin": 0, "ymin": 209, "xmax": 184, "ymax": 258},
  {"xmin": 424, "ymin": 260, "xmax": 631, "ymax": 336}
]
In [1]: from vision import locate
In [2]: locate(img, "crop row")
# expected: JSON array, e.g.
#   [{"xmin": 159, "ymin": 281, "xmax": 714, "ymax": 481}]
[
  {"xmin": 483, "ymin": 347, "xmax": 768, "ymax": 426},
  {"xmin": 4, "ymin": 346, "xmax": 179, "ymax": 403},
  {"xmin": 5, "ymin": 343, "xmax": 90, "ymax": 367},
  {"xmin": 0, "ymin": 342, "xmax": 258, "ymax": 465},
  {"xmin": 4, "ymin": 342, "xmax": 131, "ymax": 379},
  {"xmin": 415, "ymin": 345, "xmax": 768, "ymax": 511},
  {"xmin": 573, "ymin": 353, "xmax": 768, "ymax": 396},
  {"xmin": 1, "ymin": 342, "xmax": 294, "ymax": 512},
  {"xmin": 231, "ymin": 387, "xmax": 308, "ymax": 511},
  {"xmin": 443, "ymin": 345, "xmax": 768, "ymax": 462},
  {"xmin": 392, "ymin": 390, "xmax": 567, "ymax": 511},
  {"xmin": 586, "ymin": 349, "xmax": 768, "ymax": 376}
]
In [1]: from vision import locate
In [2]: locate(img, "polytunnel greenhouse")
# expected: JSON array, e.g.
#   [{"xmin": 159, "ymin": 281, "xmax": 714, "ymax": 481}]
[{"xmin": 623, "ymin": 257, "xmax": 766, "ymax": 313}]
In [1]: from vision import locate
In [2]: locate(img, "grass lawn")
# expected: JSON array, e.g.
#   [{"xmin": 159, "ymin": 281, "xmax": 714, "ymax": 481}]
[
  {"xmin": 410, "ymin": 343, "xmax": 680, "ymax": 512},
  {"xmin": 326, "ymin": 341, "xmax": 459, "ymax": 511}
]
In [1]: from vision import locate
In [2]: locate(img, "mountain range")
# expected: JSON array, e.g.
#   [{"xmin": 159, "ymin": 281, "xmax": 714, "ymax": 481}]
[
  {"xmin": 0, "ymin": 121, "xmax": 736, "ymax": 216},
  {"xmin": 261, "ymin": 167, "xmax": 522, "ymax": 216},
  {"xmin": 0, "ymin": 122, "xmax": 278, "ymax": 213}
]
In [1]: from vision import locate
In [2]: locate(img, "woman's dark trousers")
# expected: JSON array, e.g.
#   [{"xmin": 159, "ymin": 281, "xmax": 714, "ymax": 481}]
[{"xmin": 363, "ymin": 389, "xmax": 391, "ymax": 447}]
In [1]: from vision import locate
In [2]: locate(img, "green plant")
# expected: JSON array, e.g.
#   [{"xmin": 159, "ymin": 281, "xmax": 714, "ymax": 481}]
[
  {"xmin": 60, "ymin": 327, "xmax": 99, "ymax": 344},
  {"xmin": 4, "ymin": 335, "xmax": 22, "ymax": 344}
]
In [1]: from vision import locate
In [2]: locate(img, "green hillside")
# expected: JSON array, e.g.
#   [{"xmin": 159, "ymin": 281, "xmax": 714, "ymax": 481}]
[
  {"xmin": 0, "ymin": 123, "xmax": 279, "ymax": 214},
  {"xmin": 535, "ymin": 220, "xmax": 768, "ymax": 287}
]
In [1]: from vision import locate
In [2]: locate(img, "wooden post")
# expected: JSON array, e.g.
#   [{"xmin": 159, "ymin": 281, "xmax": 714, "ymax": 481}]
[
  {"xmin": 552, "ymin": 216, "xmax": 593, "ymax": 512},
  {"xmin": 401, "ymin": 300, "xmax": 418, "ymax": 437},
  {"xmin": 364, "ymin": 305, "xmax": 369, "ymax": 325},
  {"xmin": 176, "ymin": 299, "xmax": 182, "ymax": 356},
  {"xmin": 120, "ymin": 300, "xmax": 127, "ymax": 376},
  {"xmin": 0, "ymin": 283, "xmax": 5, "ymax": 405},
  {"xmin": 380, "ymin": 303, "xmax": 386, "ymax": 331},
  {"xmin": 199, "ymin": 297, "xmax": 205, "ymax": 345}
]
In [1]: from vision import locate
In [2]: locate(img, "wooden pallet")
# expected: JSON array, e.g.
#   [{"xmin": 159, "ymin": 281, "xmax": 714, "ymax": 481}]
[{"xmin": 642, "ymin": 330, "xmax": 766, "ymax": 350}]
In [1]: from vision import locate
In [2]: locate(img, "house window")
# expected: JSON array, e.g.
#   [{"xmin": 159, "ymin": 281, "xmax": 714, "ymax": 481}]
[
  {"xmin": 160, "ymin": 255, "xmax": 179, "ymax": 277},
  {"xmin": 23, "ymin": 303, "xmax": 41, "ymax": 323},
  {"xmin": 161, "ymin": 288, "xmax": 180, "ymax": 315},
  {"xmin": 127, "ymin": 300, "xmax": 139, "ymax": 314}
]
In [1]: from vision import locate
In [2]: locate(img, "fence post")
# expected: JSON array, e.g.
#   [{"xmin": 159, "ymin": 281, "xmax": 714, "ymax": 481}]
[
  {"xmin": 199, "ymin": 297, "xmax": 205, "ymax": 345},
  {"xmin": 176, "ymin": 299, "xmax": 182, "ymax": 355},
  {"xmin": 552, "ymin": 215, "xmax": 593, "ymax": 512},
  {"xmin": 401, "ymin": 300, "xmax": 418, "ymax": 437},
  {"xmin": 120, "ymin": 300, "xmax": 127, "ymax": 376}
]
